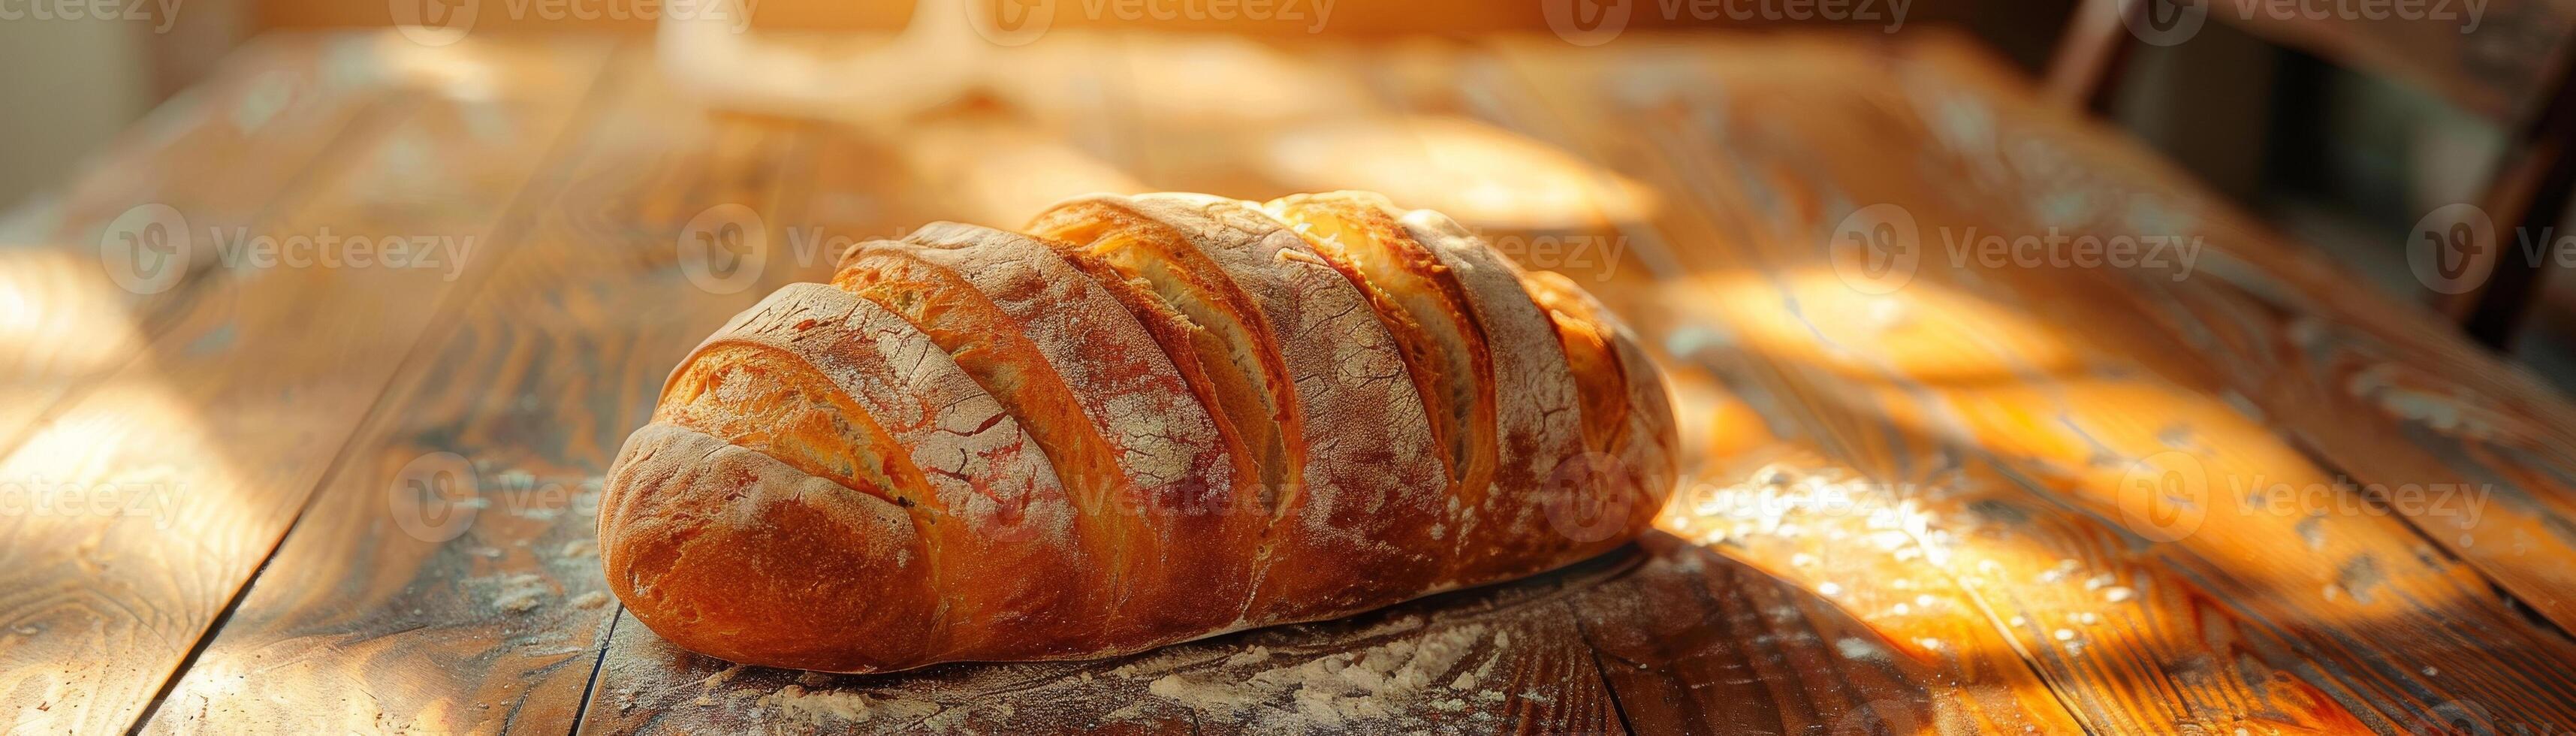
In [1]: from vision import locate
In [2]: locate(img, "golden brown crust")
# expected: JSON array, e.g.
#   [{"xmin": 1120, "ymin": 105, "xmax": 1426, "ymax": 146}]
[
  {"xmin": 1609, "ymin": 320, "xmax": 1681, "ymax": 540},
  {"xmin": 837, "ymin": 222, "xmax": 1253, "ymax": 643},
  {"xmin": 1260, "ymin": 192, "xmax": 1501, "ymax": 588},
  {"xmin": 1520, "ymin": 270, "xmax": 1675, "ymax": 557},
  {"xmin": 1399, "ymin": 208, "xmax": 1595, "ymax": 581},
  {"xmin": 1048, "ymin": 193, "xmax": 1449, "ymax": 623},
  {"xmin": 1519, "ymin": 272, "xmax": 1627, "ymax": 455},
  {"xmin": 657, "ymin": 284, "xmax": 1099, "ymax": 665},
  {"xmin": 830, "ymin": 236, "xmax": 1130, "ymax": 639},
  {"xmin": 599, "ymin": 424, "xmax": 935, "ymax": 672},
  {"xmin": 602, "ymin": 192, "xmax": 1676, "ymax": 674},
  {"xmin": 1028, "ymin": 198, "xmax": 1299, "ymax": 518},
  {"xmin": 1034, "ymin": 228, "xmax": 1266, "ymax": 512}
]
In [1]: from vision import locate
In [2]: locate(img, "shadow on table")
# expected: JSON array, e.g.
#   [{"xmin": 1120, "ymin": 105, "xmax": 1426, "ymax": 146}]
[{"xmin": 583, "ymin": 531, "xmax": 1945, "ymax": 735}]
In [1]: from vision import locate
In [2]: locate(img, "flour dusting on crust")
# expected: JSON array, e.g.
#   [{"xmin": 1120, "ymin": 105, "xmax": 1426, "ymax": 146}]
[{"xmin": 1122, "ymin": 194, "xmax": 1448, "ymax": 618}]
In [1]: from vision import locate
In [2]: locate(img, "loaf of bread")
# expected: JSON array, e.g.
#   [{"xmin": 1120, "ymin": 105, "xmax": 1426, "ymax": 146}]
[{"xmin": 599, "ymin": 191, "xmax": 1676, "ymax": 673}]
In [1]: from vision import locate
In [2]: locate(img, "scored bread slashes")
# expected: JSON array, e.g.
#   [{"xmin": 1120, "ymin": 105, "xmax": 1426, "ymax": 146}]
[{"xmin": 600, "ymin": 192, "xmax": 1678, "ymax": 674}]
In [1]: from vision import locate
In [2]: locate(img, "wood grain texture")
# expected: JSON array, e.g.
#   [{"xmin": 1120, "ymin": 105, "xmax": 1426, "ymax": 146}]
[
  {"xmin": 1080, "ymin": 36, "xmax": 1672, "ymax": 734},
  {"xmin": 0, "ymin": 35, "xmax": 386, "ymax": 468},
  {"xmin": 1484, "ymin": 31, "xmax": 2576, "ymax": 732},
  {"xmin": 20, "ymin": 27, "xmax": 2576, "ymax": 735},
  {"xmin": 1288, "ymin": 36, "xmax": 2074, "ymax": 734},
  {"xmin": 0, "ymin": 36, "xmax": 614, "ymax": 734},
  {"xmin": 128, "ymin": 49, "xmax": 855, "ymax": 734},
  {"xmin": 1893, "ymin": 35, "xmax": 2576, "ymax": 643},
  {"xmin": 579, "ymin": 545, "xmax": 1642, "ymax": 736}
]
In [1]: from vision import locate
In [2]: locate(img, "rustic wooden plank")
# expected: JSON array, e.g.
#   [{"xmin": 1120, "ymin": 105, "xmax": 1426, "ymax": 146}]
[
  {"xmin": 1891, "ymin": 33, "xmax": 2576, "ymax": 644},
  {"xmin": 1488, "ymin": 31, "xmax": 2576, "ymax": 731},
  {"xmin": 0, "ymin": 37, "xmax": 615, "ymax": 734},
  {"xmin": 1315, "ymin": 38, "xmax": 2090, "ymax": 734},
  {"xmin": 575, "ymin": 32, "xmax": 1630, "ymax": 734},
  {"xmin": 1891, "ymin": 36, "xmax": 2576, "ymax": 726},
  {"xmin": 0, "ymin": 36, "xmax": 387, "ymax": 460},
  {"xmin": 1020, "ymin": 34, "xmax": 2094, "ymax": 732},
  {"xmin": 1514, "ymin": 32, "xmax": 2544, "ymax": 725},
  {"xmin": 563, "ymin": 49, "xmax": 1166, "ymax": 736},
  {"xmin": 41, "ymin": 34, "xmax": 382, "ymax": 246},
  {"xmin": 1096, "ymin": 35, "xmax": 1661, "ymax": 734},
  {"xmin": 125, "ymin": 49, "xmax": 840, "ymax": 734},
  {"xmin": 76, "ymin": 27, "xmax": 2574, "ymax": 734},
  {"xmin": 581, "ymin": 547, "xmax": 1642, "ymax": 736}
]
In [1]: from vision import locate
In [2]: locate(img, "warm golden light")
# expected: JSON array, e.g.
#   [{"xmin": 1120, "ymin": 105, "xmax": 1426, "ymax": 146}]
[
  {"xmin": 1261, "ymin": 116, "xmax": 1659, "ymax": 229},
  {"xmin": 899, "ymin": 122, "xmax": 1146, "ymax": 226},
  {"xmin": 0, "ymin": 249, "xmax": 146, "ymax": 382},
  {"xmin": 1663, "ymin": 269, "xmax": 2082, "ymax": 382}
]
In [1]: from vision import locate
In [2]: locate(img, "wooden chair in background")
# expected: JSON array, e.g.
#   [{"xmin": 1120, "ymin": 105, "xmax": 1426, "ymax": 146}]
[{"xmin": 2046, "ymin": 0, "xmax": 2576, "ymax": 348}]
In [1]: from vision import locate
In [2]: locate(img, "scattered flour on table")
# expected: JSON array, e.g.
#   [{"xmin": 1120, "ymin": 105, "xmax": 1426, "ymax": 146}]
[
  {"xmin": 465, "ymin": 572, "xmax": 550, "ymax": 614},
  {"xmin": 1138, "ymin": 623, "xmax": 1495, "ymax": 730},
  {"xmin": 759, "ymin": 684, "xmax": 943, "ymax": 725}
]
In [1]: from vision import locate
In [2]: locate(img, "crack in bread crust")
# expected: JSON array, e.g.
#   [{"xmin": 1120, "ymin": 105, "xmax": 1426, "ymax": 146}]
[
  {"xmin": 1401, "ymin": 208, "xmax": 1594, "ymax": 580},
  {"xmin": 1520, "ymin": 269, "xmax": 1673, "ymax": 559},
  {"xmin": 599, "ymin": 424, "xmax": 935, "ymax": 672},
  {"xmin": 1027, "ymin": 197, "xmax": 1314, "ymax": 624},
  {"xmin": 676, "ymin": 283, "xmax": 1097, "ymax": 663},
  {"xmin": 601, "ymin": 192, "xmax": 1678, "ymax": 674},
  {"xmin": 833, "ymin": 240, "xmax": 1130, "ymax": 644},
  {"xmin": 840, "ymin": 222, "xmax": 1251, "ymax": 644},
  {"xmin": 1261, "ymin": 192, "xmax": 1501, "ymax": 590},
  {"xmin": 1111, "ymin": 193, "xmax": 1448, "ymax": 623}
]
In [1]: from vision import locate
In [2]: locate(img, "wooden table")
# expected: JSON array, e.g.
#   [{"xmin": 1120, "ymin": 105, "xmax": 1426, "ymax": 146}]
[{"xmin": 6, "ymin": 28, "xmax": 2575, "ymax": 735}]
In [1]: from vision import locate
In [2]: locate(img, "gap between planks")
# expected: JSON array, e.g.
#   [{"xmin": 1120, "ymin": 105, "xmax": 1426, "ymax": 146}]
[{"xmin": 119, "ymin": 41, "xmax": 636, "ymax": 736}]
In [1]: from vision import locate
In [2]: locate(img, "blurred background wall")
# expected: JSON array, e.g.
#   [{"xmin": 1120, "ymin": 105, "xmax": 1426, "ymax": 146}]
[
  {"xmin": 0, "ymin": 0, "xmax": 2507, "ymax": 251},
  {"xmin": 0, "ymin": 18, "xmax": 152, "ymax": 210},
  {"xmin": 0, "ymin": 0, "xmax": 2071, "ymax": 213},
  {"xmin": 0, "ymin": 0, "xmax": 2550, "ymax": 370}
]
